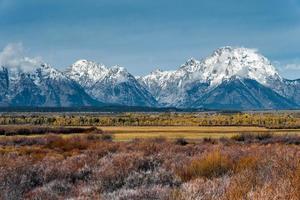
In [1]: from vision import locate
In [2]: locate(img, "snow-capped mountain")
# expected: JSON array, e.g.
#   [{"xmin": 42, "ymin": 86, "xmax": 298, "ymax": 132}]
[
  {"xmin": 66, "ymin": 60, "xmax": 157, "ymax": 107},
  {"xmin": 139, "ymin": 46, "xmax": 299, "ymax": 109},
  {"xmin": 0, "ymin": 46, "xmax": 299, "ymax": 110},
  {"xmin": 269, "ymin": 79, "xmax": 300, "ymax": 106},
  {"xmin": 0, "ymin": 64, "xmax": 101, "ymax": 107}
]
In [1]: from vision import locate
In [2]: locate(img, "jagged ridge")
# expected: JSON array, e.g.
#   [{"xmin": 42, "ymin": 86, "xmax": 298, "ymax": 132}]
[
  {"xmin": 139, "ymin": 46, "xmax": 299, "ymax": 109},
  {"xmin": 0, "ymin": 64, "xmax": 101, "ymax": 107},
  {"xmin": 66, "ymin": 60, "xmax": 157, "ymax": 107},
  {"xmin": 0, "ymin": 46, "xmax": 299, "ymax": 110}
]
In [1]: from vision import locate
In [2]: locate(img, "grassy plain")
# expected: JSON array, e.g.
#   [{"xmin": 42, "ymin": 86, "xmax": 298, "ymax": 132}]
[
  {"xmin": 100, "ymin": 126, "xmax": 300, "ymax": 141},
  {"xmin": 1, "ymin": 125, "xmax": 300, "ymax": 141}
]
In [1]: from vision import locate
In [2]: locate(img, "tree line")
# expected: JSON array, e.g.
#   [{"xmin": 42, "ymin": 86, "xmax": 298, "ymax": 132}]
[{"xmin": 0, "ymin": 113, "xmax": 299, "ymax": 128}]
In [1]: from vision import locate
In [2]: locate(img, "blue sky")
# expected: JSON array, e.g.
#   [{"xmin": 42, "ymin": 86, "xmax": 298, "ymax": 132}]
[{"xmin": 0, "ymin": 0, "xmax": 300, "ymax": 79}]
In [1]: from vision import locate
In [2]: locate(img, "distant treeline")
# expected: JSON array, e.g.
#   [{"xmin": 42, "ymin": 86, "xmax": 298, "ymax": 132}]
[{"xmin": 0, "ymin": 113, "xmax": 299, "ymax": 128}]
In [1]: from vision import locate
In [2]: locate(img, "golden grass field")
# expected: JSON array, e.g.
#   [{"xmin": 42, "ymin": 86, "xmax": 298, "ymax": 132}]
[
  {"xmin": 100, "ymin": 126, "xmax": 300, "ymax": 141},
  {"xmin": 1, "ymin": 125, "xmax": 300, "ymax": 141}
]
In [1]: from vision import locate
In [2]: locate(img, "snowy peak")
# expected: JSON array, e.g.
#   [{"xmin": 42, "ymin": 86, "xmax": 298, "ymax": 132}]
[
  {"xmin": 67, "ymin": 60, "xmax": 135, "ymax": 87},
  {"xmin": 105, "ymin": 66, "xmax": 133, "ymax": 84},
  {"xmin": 35, "ymin": 63, "xmax": 66, "ymax": 80},
  {"xmin": 109, "ymin": 66, "xmax": 128, "ymax": 76},
  {"xmin": 3, "ymin": 62, "xmax": 67, "ymax": 85},
  {"xmin": 148, "ymin": 68, "xmax": 175, "ymax": 79},
  {"xmin": 180, "ymin": 58, "xmax": 201, "ymax": 71},
  {"xmin": 66, "ymin": 59, "xmax": 157, "ymax": 106},
  {"xmin": 200, "ymin": 46, "xmax": 280, "ymax": 85},
  {"xmin": 71, "ymin": 59, "xmax": 108, "ymax": 74},
  {"xmin": 139, "ymin": 69, "xmax": 175, "ymax": 92},
  {"xmin": 146, "ymin": 46, "xmax": 281, "ymax": 87},
  {"xmin": 139, "ymin": 46, "xmax": 288, "ymax": 108},
  {"xmin": 66, "ymin": 60, "xmax": 109, "ymax": 87}
]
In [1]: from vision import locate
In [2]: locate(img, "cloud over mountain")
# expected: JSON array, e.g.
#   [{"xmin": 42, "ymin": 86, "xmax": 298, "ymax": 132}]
[{"xmin": 0, "ymin": 43, "xmax": 42, "ymax": 73}]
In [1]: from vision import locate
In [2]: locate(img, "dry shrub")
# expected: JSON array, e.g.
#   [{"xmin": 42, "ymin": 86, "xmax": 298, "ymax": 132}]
[
  {"xmin": 274, "ymin": 135, "xmax": 300, "ymax": 145},
  {"xmin": 248, "ymin": 178, "xmax": 298, "ymax": 200},
  {"xmin": 255, "ymin": 132, "xmax": 273, "ymax": 141},
  {"xmin": 149, "ymin": 136, "xmax": 167, "ymax": 143},
  {"xmin": 0, "ymin": 157, "xmax": 42, "ymax": 200},
  {"xmin": 45, "ymin": 136, "xmax": 88, "ymax": 151},
  {"xmin": 225, "ymin": 148, "xmax": 282, "ymax": 199},
  {"xmin": 87, "ymin": 141, "xmax": 120, "ymax": 158},
  {"xmin": 95, "ymin": 153, "xmax": 146, "ymax": 192},
  {"xmin": 0, "ymin": 126, "xmax": 103, "ymax": 136},
  {"xmin": 124, "ymin": 168, "xmax": 180, "ymax": 189},
  {"xmin": 231, "ymin": 132, "xmax": 273, "ymax": 143},
  {"xmin": 167, "ymin": 189, "xmax": 183, "ymax": 200},
  {"xmin": 24, "ymin": 180, "xmax": 72, "ymax": 200},
  {"xmin": 178, "ymin": 176, "xmax": 230, "ymax": 200},
  {"xmin": 17, "ymin": 147, "xmax": 49, "ymax": 161},
  {"xmin": 234, "ymin": 156, "xmax": 260, "ymax": 173},
  {"xmin": 101, "ymin": 134, "xmax": 114, "ymax": 141},
  {"xmin": 133, "ymin": 139, "xmax": 167, "ymax": 156},
  {"xmin": 202, "ymin": 137, "xmax": 218, "ymax": 144},
  {"xmin": 86, "ymin": 133, "xmax": 102, "ymax": 141},
  {"xmin": 291, "ymin": 163, "xmax": 300, "ymax": 198},
  {"xmin": 93, "ymin": 152, "xmax": 175, "ymax": 193},
  {"xmin": 102, "ymin": 186, "xmax": 172, "ymax": 200},
  {"xmin": 178, "ymin": 150, "xmax": 233, "ymax": 181},
  {"xmin": 0, "ymin": 136, "xmax": 49, "ymax": 146},
  {"xmin": 86, "ymin": 133, "xmax": 113, "ymax": 142},
  {"xmin": 230, "ymin": 133, "xmax": 300, "ymax": 145},
  {"xmin": 175, "ymin": 138, "xmax": 188, "ymax": 146},
  {"xmin": 225, "ymin": 170, "xmax": 260, "ymax": 200},
  {"xmin": 1, "ymin": 133, "xmax": 300, "ymax": 199}
]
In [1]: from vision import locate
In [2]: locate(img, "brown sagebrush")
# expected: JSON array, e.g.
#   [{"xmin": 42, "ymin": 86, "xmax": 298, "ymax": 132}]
[
  {"xmin": 45, "ymin": 136, "xmax": 89, "ymax": 151},
  {"xmin": 0, "ymin": 134, "xmax": 300, "ymax": 199},
  {"xmin": 178, "ymin": 150, "xmax": 233, "ymax": 181},
  {"xmin": 175, "ymin": 138, "xmax": 189, "ymax": 146}
]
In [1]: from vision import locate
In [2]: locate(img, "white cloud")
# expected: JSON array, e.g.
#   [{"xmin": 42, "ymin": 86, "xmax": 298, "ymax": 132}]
[
  {"xmin": 274, "ymin": 60, "xmax": 300, "ymax": 70},
  {"xmin": 284, "ymin": 63, "xmax": 300, "ymax": 70},
  {"xmin": 0, "ymin": 43, "xmax": 42, "ymax": 72},
  {"xmin": 274, "ymin": 60, "xmax": 300, "ymax": 79}
]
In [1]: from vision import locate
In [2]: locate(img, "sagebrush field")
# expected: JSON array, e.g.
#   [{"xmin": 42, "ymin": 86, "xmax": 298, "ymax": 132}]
[{"xmin": 0, "ymin": 112, "xmax": 300, "ymax": 199}]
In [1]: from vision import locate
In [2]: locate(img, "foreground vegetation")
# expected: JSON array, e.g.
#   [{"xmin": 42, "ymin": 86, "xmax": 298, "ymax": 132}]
[
  {"xmin": 0, "ymin": 126, "xmax": 102, "ymax": 136},
  {"xmin": 0, "ymin": 112, "xmax": 299, "ymax": 199},
  {"xmin": 0, "ymin": 132, "xmax": 300, "ymax": 199}
]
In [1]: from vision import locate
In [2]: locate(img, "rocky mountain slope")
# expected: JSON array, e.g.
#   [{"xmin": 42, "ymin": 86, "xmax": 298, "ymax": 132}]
[
  {"xmin": 139, "ymin": 47, "xmax": 300, "ymax": 109},
  {"xmin": 0, "ymin": 64, "xmax": 101, "ymax": 107},
  {"xmin": 0, "ymin": 46, "xmax": 299, "ymax": 110},
  {"xmin": 66, "ymin": 60, "xmax": 157, "ymax": 107}
]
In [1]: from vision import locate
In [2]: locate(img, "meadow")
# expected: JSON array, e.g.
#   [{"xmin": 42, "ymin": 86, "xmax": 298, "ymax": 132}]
[
  {"xmin": 0, "ymin": 112, "xmax": 300, "ymax": 199},
  {"xmin": 101, "ymin": 126, "xmax": 300, "ymax": 141}
]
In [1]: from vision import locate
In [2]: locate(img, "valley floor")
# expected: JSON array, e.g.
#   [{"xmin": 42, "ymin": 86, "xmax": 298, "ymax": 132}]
[{"xmin": 0, "ymin": 131, "xmax": 300, "ymax": 199}]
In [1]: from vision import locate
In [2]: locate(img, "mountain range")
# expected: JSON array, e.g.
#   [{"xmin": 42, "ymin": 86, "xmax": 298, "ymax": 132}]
[{"xmin": 0, "ymin": 46, "xmax": 299, "ymax": 110}]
